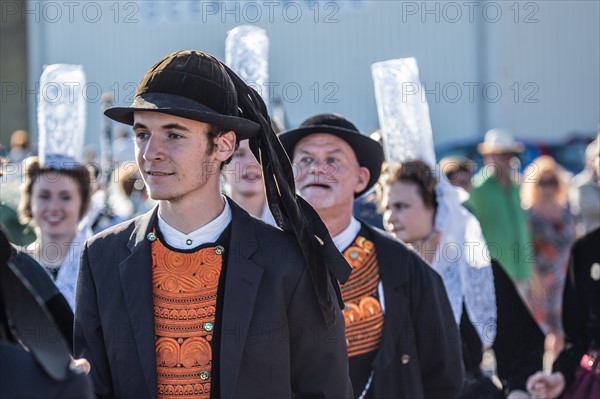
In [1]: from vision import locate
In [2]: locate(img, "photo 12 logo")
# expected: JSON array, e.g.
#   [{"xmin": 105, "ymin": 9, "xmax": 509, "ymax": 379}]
[
  {"xmin": 402, "ymin": 81, "xmax": 540, "ymax": 104},
  {"xmin": 1, "ymin": 1, "xmax": 140, "ymax": 24},
  {"xmin": 1, "ymin": 81, "xmax": 140, "ymax": 104},
  {"xmin": 401, "ymin": 1, "xmax": 540, "ymax": 24},
  {"xmin": 138, "ymin": 1, "xmax": 342, "ymax": 24}
]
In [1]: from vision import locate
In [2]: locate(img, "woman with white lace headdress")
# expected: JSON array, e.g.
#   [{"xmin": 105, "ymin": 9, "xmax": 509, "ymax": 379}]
[
  {"xmin": 372, "ymin": 58, "xmax": 544, "ymax": 398},
  {"xmin": 18, "ymin": 64, "xmax": 93, "ymax": 310}
]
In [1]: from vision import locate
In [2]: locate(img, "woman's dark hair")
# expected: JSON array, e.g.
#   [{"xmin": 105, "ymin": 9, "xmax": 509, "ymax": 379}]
[
  {"xmin": 18, "ymin": 157, "xmax": 93, "ymax": 224},
  {"xmin": 378, "ymin": 160, "xmax": 438, "ymax": 211}
]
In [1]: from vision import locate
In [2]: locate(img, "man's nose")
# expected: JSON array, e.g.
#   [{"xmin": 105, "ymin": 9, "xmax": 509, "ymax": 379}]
[{"xmin": 142, "ymin": 135, "xmax": 164, "ymax": 161}]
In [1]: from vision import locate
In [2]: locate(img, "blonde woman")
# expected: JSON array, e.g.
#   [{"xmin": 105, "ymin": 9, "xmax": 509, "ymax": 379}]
[{"xmin": 521, "ymin": 155, "xmax": 575, "ymax": 363}]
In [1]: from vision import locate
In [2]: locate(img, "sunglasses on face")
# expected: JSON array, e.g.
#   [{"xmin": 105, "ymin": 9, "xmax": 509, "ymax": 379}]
[{"xmin": 538, "ymin": 177, "xmax": 558, "ymax": 187}]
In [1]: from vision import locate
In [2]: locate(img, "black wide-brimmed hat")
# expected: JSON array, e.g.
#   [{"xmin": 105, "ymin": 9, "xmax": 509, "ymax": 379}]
[
  {"xmin": 105, "ymin": 50, "xmax": 351, "ymax": 328},
  {"xmin": 279, "ymin": 113, "xmax": 384, "ymax": 196},
  {"xmin": 104, "ymin": 50, "xmax": 260, "ymax": 139}
]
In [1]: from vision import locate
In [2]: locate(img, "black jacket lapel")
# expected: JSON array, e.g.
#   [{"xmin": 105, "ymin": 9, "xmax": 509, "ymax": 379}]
[
  {"xmin": 119, "ymin": 207, "xmax": 159, "ymax": 398},
  {"xmin": 219, "ymin": 200, "xmax": 265, "ymax": 399}
]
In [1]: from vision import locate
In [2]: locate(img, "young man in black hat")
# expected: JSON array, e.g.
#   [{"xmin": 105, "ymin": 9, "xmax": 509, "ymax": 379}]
[
  {"xmin": 74, "ymin": 51, "xmax": 352, "ymax": 399},
  {"xmin": 280, "ymin": 113, "xmax": 464, "ymax": 399}
]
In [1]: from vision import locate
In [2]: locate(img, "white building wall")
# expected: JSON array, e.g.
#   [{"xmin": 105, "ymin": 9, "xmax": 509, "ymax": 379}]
[{"xmin": 25, "ymin": 0, "xmax": 599, "ymax": 151}]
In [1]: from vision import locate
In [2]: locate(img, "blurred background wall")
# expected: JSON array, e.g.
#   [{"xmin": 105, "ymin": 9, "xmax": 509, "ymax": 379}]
[{"xmin": 1, "ymin": 0, "xmax": 598, "ymax": 153}]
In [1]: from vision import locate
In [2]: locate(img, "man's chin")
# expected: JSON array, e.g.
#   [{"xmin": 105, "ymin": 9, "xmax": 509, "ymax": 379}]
[
  {"xmin": 147, "ymin": 190, "xmax": 175, "ymax": 202},
  {"xmin": 302, "ymin": 196, "xmax": 332, "ymax": 212}
]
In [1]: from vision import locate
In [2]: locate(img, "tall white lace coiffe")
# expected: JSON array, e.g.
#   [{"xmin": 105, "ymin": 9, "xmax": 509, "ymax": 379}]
[
  {"xmin": 36, "ymin": 64, "xmax": 90, "ymax": 310},
  {"xmin": 372, "ymin": 57, "xmax": 497, "ymax": 347}
]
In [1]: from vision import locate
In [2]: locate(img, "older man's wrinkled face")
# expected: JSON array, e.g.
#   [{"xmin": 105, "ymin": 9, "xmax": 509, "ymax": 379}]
[{"xmin": 292, "ymin": 134, "xmax": 368, "ymax": 215}]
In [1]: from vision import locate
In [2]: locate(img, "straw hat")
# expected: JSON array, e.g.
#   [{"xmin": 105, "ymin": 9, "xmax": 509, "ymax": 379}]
[{"xmin": 477, "ymin": 129, "xmax": 524, "ymax": 154}]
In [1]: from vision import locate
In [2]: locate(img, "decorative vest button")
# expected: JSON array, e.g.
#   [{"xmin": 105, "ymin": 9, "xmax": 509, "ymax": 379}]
[
  {"xmin": 199, "ymin": 370, "xmax": 210, "ymax": 380},
  {"xmin": 186, "ymin": 239, "xmax": 193, "ymax": 246},
  {"xmin": 401, "ymin": 354, "xmax": 410, "ymax": 364},
  {"xmin": 215, "ymin": 246, "xmax": 225, "ymax": 255},
  {"xmin": 203, "ymin": 322, "xmax": 214, "ymax": 332},
  {"xmin": 147, "ymin": 232, "xmax": 157, "ymax": 241}
]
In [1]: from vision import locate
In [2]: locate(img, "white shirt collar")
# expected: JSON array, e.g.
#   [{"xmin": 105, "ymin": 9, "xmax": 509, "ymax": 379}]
[
  {"xmin": 157, "ymin": 198, "xmax": 232, "ymax": 250},
  {"xmin": 332, "ymin": 217, "xmax": 362, "ymax": 252},
  {"xmin": 260, "ymin": 201, "xmax": 276, "ymax": 226}
]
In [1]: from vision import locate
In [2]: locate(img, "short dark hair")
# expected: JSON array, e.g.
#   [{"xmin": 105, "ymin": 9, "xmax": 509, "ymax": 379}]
[
  {"xmin": 19, "ymin": 157, "xmax": 93, "ymax": 224},
  {"xmin": 206, "ymin": 124, "xmax": 240, "ymax": 169},
  {"xmin": 439, "ymin": 156, "xmax": 476, "ymax": 180}
]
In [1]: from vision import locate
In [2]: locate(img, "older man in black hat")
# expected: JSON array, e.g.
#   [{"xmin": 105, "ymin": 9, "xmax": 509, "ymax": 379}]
[
  {"xmin": 74, "ymin": 51, "xmax": 352, "ymax": 399},
  {"xmin": 280, "ymin": 113, "xmax": 464, "ymax": 399}
]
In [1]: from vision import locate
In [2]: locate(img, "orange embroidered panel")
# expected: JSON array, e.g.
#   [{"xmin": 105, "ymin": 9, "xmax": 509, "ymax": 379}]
[
  {"xmin": 152, "ymin": 238, "xmax": 224, "ymax": 399},
  {"xmin": 341, "ymin": 235, "xmax": 384, "ymax": 358}
]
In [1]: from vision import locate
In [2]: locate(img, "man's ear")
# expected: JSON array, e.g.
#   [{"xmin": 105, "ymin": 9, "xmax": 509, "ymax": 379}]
[
  {"xmin": 214, "ymin": 131, "xmax": 236, "ymax": 161},
  {"xmin": 355, "ymin": 166, "xmax": 370, "ymax": 194}
]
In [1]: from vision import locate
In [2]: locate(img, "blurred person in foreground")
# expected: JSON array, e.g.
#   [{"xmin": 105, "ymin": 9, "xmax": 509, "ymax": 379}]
[
  {"xmin": 74, "ymin": 51, "xmax": 352, "ymax": 398},
  {"xmin": 527, "ymin": 227, "xmax": 600, "ymax": 399},
  {"xmin": 521, "ymin": 155, "xmax": 575, "ymax": 364},
  {"xmin": 380, "ymin": 159, "xmax": 544, "ymax": 399},
  {"xmin": 466, "ymin": 129, "xmax": 532, "ymax": 299},
  {"xmin": 0, "ymin": 228, "xmax": 93, "ymax": 398},
  {"xmin": 569, "ymin": 134, "xmax": 600, "ymax": 237},
  {"xmin": 281, "ymin": 113, "xmax": 464, "ymax": 399}
]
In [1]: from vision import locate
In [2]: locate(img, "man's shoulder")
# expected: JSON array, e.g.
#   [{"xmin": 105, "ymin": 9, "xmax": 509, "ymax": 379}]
[
  {"xmin": 570, "ymin": 169, "xmax": 594, "ymax": 188},
  {"xmin": 572, "ymin": 227, "xmax": 600, "ymax": 254},
  {"xmin": 86, "ymin": 214, "xmax": 144, "ymax": 248},
  {"xmin": 471, "ymin": 169, "xmax": 494, "ymax": 189}
]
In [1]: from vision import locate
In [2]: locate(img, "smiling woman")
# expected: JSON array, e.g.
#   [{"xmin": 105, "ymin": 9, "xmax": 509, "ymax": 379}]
[{"xmin": 18, "ymin": 156, "xmax": 92, "ymax": 309}]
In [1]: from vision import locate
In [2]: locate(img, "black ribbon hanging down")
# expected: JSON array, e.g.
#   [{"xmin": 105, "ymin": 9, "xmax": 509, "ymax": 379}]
[{"xmin": 221, "ymin": 63, "xmax": 351, "ymax": 328}]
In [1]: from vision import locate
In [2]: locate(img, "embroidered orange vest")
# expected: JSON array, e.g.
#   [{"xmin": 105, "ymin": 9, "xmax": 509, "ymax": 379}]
[
  {"xmin": 341, "ymin": 235, "xmax": 384, "ymax": 357},
  {"xmin": 152, "ymin": 237, "xmax": 224, "ymax": 399}
]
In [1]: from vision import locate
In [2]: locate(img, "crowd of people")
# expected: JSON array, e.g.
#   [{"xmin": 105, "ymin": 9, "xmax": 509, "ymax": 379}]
[{"xmin": 0, "ymin": 49, "xmax": 598, "ymax": 399}]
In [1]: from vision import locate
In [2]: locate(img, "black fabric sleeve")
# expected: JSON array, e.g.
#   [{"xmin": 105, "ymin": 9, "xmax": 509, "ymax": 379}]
[
  {"xmin": 552, "ymin": 237, "xmax": 590, "ymax": 388},
  {"xmin": 492, "ymin": 259, "xmax": 545, "ymax": 393},
  {"xmin": 12, "ymin": 249, "xmax": 75, "ymax": 352}
]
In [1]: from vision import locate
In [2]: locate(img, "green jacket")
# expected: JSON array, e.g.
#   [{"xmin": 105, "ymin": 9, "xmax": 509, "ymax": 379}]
[{"xmin": 466, "ymin": 171, "xmax": 532, "ymax": 280}]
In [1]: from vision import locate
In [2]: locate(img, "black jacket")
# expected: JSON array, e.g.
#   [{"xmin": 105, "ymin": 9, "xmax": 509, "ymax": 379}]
[
  {"xmin": 363, "ymin": 224, "xmax": 464, "ymax": 399},
  {"xmin": 74, "ymin": 200, "xmax": 353, "ymax": 399}
]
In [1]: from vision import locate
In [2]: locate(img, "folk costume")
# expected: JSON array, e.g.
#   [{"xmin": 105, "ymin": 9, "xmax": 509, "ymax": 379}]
[
  {"xmin": 22, "ymin": 64, "xmax": 93, "ymax": 310},
  {"xmin": 74, "ymin": 50, "xmax": 353, "ymax": 399},
  {"xmin": 280, "ymin": 114, "xmax": 464, "ymax": 399},
  {"xmin": 372, "ymin": 58, "xmax": 543, "ymax": 396}
]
